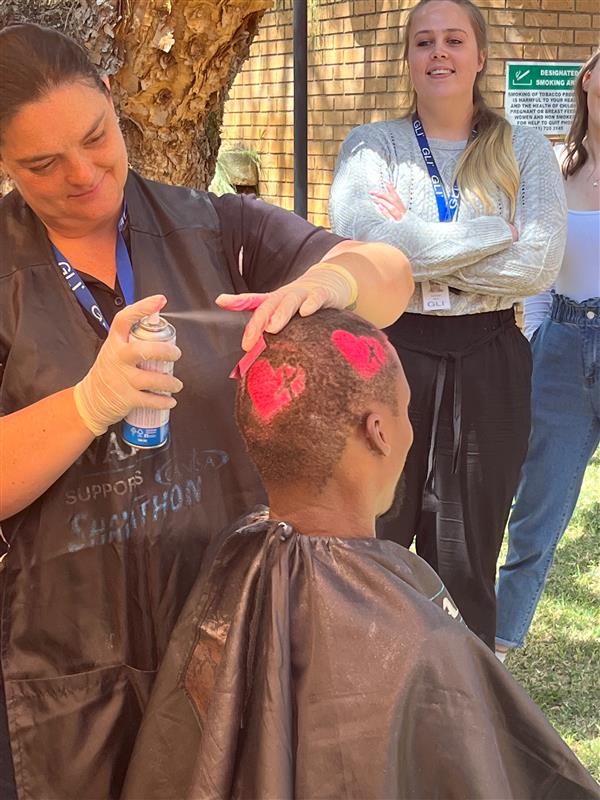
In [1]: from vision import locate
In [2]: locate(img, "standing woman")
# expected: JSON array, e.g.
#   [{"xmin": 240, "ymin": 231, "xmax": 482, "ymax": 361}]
[
  {"xmin": 496, "ymin": 50, "xmax": 600, "ymax": 658},
  {"xmin": 330, "ymin": 0, "xmax": 567, "ymax": 649}
]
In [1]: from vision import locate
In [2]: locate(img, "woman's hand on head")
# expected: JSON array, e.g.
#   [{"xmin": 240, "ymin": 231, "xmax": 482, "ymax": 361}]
[
  {"xmin": 216, "ymin": 265, "xmax": 357, "ymax": 351},
  {"xmin": 74, "ymin": 295, "xmax": 183, "ymax": 436},
  {"xmin": 368, "ymin": 183, "xmax": 407, "ymax": 221}
]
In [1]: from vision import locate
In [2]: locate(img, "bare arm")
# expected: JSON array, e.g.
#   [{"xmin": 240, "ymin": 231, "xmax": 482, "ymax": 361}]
[
  {"xmin": 316, "ymin": 239, "xmax": 414, "ymax": 328},
  {"xmin": 0, "ymin": 389, "xmax": 94, "ymax": 520},
  {"xmin": 0, "ymin": 296, "xmax": 182, "ymax": 520},
  {"xmin": 216, "ymin": 239, "xmax": 414, "ymax": 350}
]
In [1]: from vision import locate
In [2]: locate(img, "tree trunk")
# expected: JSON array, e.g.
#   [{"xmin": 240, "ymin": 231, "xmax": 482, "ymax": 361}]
[{"xmin": 0, "ymin": 0, "xmax": 272, "ymax": 189}]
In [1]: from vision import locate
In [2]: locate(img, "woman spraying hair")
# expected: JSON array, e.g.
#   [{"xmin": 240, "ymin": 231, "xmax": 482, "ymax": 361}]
[
  {"xmin": 0, "ymin": 22, "xmax": 413, "ymax": 800},
  {"xmin": 496, "ymin": 49, "xmax": 600, "ymax": 659},
  {"xmin": 330, "ymin": 0, "xmax": 567, "ymax": 649}
]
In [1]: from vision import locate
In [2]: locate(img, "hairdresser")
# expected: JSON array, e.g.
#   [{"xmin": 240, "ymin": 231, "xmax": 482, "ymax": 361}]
[
  {"xmin": 330, "ymin": 0, "xmax": 567, "ymax": 651},
  {"xmin": 0, "ymin": 23, "xmax": 413, "ymax": 800}
]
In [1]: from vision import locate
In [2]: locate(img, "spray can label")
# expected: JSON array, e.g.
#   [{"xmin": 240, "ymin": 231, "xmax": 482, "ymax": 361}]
[{"xmin": 121, "ymin": 314, "xmax": 177, "ymax": 449}]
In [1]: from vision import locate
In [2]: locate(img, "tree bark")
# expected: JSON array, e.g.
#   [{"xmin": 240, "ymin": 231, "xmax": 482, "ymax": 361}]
[{"xmin": 0, "ymin": 0, "xmax": 272, "ymax": 188}]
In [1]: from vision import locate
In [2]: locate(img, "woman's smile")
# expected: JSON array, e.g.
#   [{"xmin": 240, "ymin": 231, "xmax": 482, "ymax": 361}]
[
  {"xmin": 0, "ymin": 81, "xmax": 128, "ymax": 236},
  {"xmin": 427, "ymin": 66, "xmax": 455, "ymax": 77},
  {"xmin": 68, "ymin": 172, "xmax": 106, "ymax": 201}
]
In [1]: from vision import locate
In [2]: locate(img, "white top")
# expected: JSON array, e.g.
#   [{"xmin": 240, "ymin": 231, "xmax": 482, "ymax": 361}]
[
  {"xmin": 555, "ymin": 210, "xmax": 600, "ymax": 302},
  {"xmin": 329, "ymin": 117, "xmax": 567, "ymax": 316},
  {"xmin": 523, "ymin": 209, "xmax": 600, "ymax": 337},
  {"xmin": 522, "ymin": 291, "xmax": 552, "ymax": 340}
]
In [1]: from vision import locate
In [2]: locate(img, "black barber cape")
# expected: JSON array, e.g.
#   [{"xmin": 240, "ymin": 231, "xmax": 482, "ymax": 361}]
[
  {"xmin": 0, "ymin": 173, "xmax": 342, "ymax": 799},
  {"xmin": 122, "ymin": 510, "xmax": 600, "ymax": 800}
]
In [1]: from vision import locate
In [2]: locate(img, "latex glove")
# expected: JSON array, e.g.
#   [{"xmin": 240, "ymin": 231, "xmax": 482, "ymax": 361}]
[
  {"xmin": 216, "ymin": 264, "xmax": 358, "ymax": 351},
  {"xmin": 74, "ymin": 295, "xmax": 183, "ymax": 436}
]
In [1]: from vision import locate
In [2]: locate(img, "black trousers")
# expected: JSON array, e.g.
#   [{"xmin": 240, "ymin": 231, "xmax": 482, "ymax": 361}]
[{"xmin": 379, "ymin": 309, "xmax": 532, "ymax": 649}]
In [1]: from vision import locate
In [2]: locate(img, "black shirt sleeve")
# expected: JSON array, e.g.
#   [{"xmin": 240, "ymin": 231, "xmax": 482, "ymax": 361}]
[{"xmin": 208, "ymin": 193, "xmax": 347, "ymax": 293}]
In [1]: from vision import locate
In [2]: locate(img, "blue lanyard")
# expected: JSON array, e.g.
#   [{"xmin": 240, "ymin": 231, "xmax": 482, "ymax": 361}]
[
  {"xmin": 412, "ymin": 113, "xmax": 461, "ymax": 223},
  {"xmin": 52, "ymin": 205, "xmax": 134, "ymax": 333}
]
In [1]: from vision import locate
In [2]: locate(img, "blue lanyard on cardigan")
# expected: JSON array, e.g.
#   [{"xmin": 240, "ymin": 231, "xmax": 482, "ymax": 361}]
[
  {"xmin": 412, "ymin": 112, "xmax": 462, "ymax": 223},
  {"xmin": 51, "ymin": 205, "xmax": 134, "ymax": 333}
]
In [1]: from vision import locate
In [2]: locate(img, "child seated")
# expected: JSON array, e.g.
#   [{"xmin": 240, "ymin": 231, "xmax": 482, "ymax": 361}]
[{"xmin": 123, "ymin": 310, "xmax": 599, "ymax": 800}]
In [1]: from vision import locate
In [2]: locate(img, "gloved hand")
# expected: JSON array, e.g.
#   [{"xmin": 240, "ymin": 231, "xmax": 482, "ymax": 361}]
[
  {"xmin": 216, "ymin": 263, "xmax": 358, "ymax": 351},
  {"xmin": 74, "ymin": 295, "xmax": 183, "ymax": 436}
]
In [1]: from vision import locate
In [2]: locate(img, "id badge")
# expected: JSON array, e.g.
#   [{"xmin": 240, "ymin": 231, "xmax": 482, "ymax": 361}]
[{"xmin": 422, "ymin": 280, "xmax": 451, "ymax": 312}]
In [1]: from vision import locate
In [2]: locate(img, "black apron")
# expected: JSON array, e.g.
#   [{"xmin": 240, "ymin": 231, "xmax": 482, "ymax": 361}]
[{"xmin": 0, "ymin": 174, "xmax": 266, "ymax": 799}]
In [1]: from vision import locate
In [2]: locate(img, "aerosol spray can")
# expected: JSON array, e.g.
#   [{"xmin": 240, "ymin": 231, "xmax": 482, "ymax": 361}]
[{"xmin": 121, "ymin": 313, "xmax": 177, "ymax": 449}]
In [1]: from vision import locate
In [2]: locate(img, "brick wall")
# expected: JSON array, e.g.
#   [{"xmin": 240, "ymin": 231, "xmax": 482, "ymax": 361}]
[{"xmin": 221, "ymin": 0, "xmax": 599, "ymax": 228}]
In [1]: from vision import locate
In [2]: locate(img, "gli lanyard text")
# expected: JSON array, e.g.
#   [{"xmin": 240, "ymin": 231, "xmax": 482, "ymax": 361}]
[
  {"xmin": 412, "ymin": 113, "xmax": 475, "ymax": 223},
  {"xmin": 51, "ymin": 204, "xmax": 134, "ymax": 334}
]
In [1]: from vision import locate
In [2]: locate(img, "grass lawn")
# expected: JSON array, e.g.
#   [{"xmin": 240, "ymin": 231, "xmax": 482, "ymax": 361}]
[{"xmin": 499, "ymin": 450, "xmax": 600, "ymax": 782}]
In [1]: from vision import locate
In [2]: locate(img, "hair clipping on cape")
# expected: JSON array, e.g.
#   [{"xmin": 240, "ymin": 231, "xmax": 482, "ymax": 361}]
[{"xmin": 229, "ymin": 335, "xmax": 267, "ymax": 379}]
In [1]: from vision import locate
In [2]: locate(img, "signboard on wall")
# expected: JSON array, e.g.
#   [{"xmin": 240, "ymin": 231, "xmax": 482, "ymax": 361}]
[{"xmin": 505, "ymin": 62, "xmax": 581, "ymax": 136}]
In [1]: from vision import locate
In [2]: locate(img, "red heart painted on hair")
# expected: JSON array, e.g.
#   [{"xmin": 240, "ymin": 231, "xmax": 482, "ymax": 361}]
[
  {"xmin": 247, "ymin": 359, "xmax": 306, "ymax": 423},
  {"xmin": 331, "ymin": 330, "xmax": 387, "ymax": 378}
]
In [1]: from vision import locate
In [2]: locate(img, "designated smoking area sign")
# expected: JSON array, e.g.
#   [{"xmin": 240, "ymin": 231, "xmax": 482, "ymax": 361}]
[{"xmin": 505, "ymin": 62, "xmax": 581, "ymax": 136}]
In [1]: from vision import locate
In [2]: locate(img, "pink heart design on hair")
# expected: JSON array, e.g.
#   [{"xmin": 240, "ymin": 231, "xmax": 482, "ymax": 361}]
[
  {"xmin": 331, "ymin": 329, "xmax": 387, "ymax": 378},
  {"xmin": 247, "ymin": 359, "xmax": 306, "ymax": 423}
]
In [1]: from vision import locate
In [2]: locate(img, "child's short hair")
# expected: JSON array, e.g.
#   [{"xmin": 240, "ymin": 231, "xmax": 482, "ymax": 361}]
[{"xmin": 235, "ymin": 309, "xmax": 401, "ymax": 489}]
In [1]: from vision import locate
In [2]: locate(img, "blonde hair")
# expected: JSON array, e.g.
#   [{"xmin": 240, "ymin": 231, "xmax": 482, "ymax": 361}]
[
  {"xmin": 403, "ymin": 0, "xmax": 520, "ymax": 220},
  {"xmin": 562, "ymin": 48, "xmax": 600, "ymax": 179}
]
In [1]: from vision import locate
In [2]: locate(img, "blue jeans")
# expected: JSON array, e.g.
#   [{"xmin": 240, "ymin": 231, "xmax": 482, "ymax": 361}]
[{"xmin": 496, "ymin": 293, "xmax": 600, "ymax": 649}]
